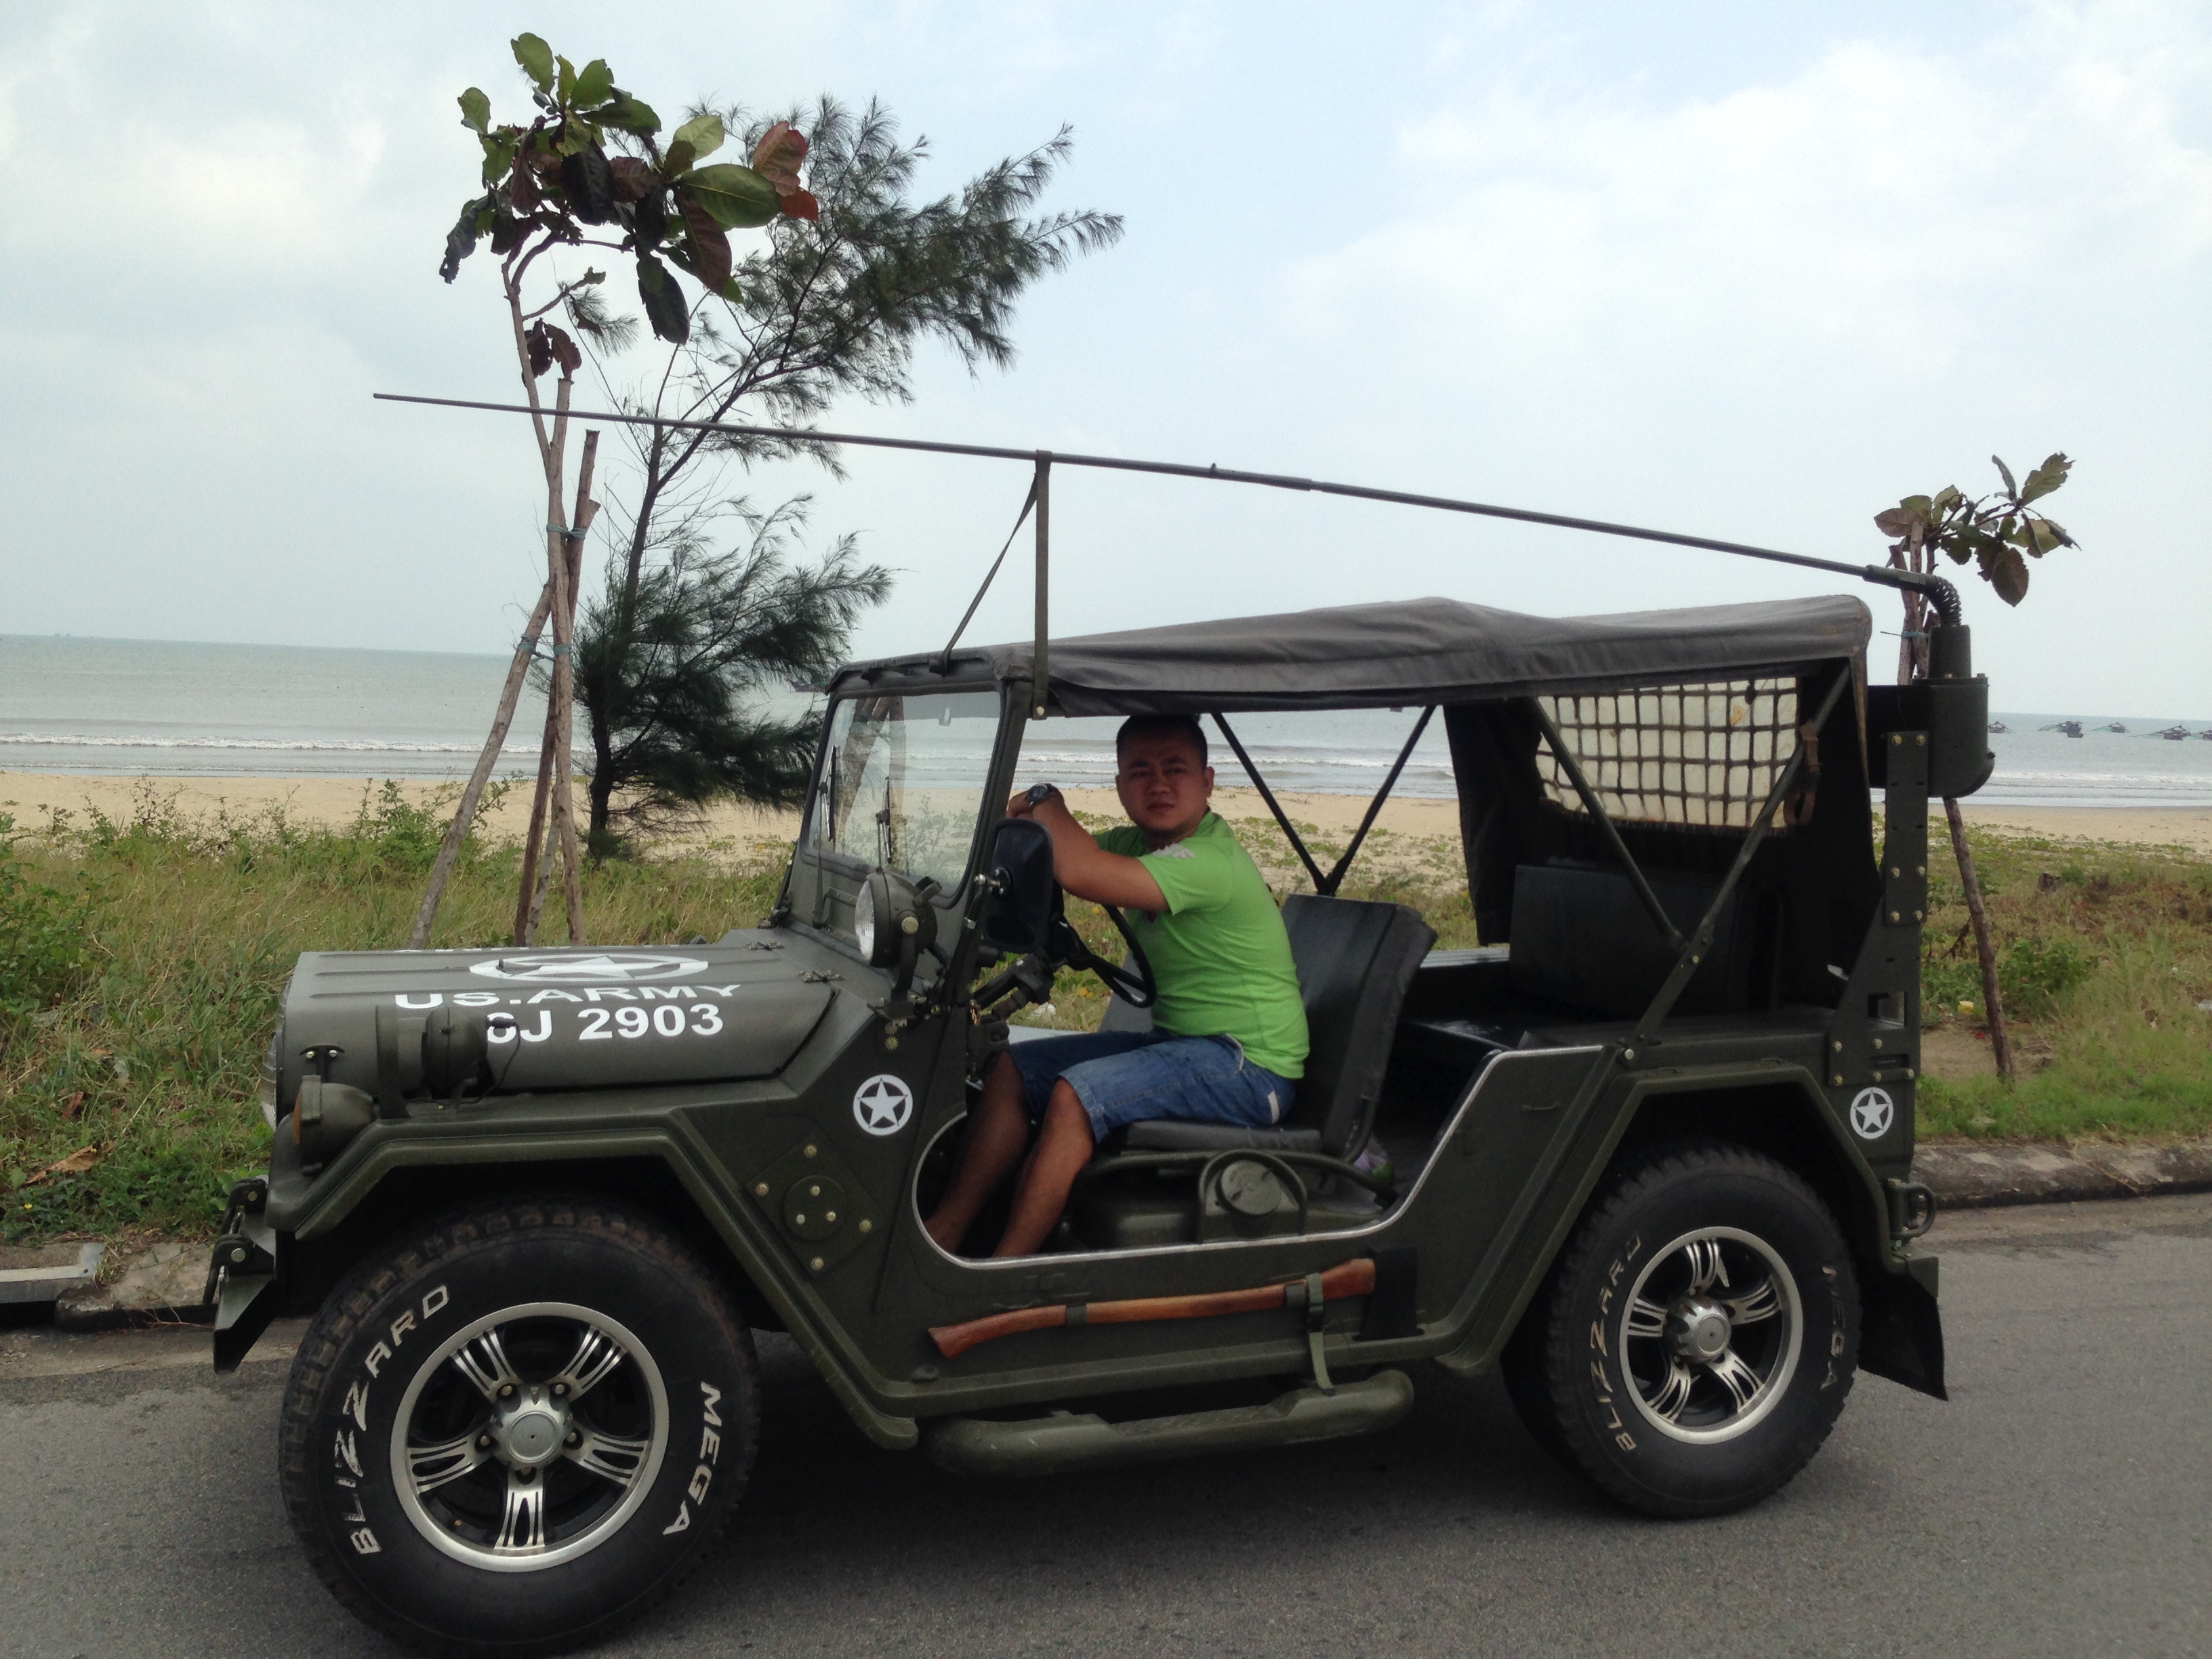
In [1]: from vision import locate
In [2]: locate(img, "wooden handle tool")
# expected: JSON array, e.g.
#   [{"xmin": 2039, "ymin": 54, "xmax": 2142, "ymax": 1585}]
[{"xmin": 929, "ymin": 1256, "xmax": 1376, "ymax": 1359}]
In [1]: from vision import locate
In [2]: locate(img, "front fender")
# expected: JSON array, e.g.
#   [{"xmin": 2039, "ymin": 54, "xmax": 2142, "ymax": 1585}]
[{"xmin": 268, "ymin": 1115, "xmax": 921, "ymax": 1450}]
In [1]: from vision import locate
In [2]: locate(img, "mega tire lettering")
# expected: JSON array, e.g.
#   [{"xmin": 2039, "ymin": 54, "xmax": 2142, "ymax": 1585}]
[{"xmin": 660, "ymin": 1380, "xmax": 725, "ymax": 1536}]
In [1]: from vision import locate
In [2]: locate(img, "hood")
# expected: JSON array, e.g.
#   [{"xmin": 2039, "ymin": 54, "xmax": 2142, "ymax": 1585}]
[{"xmin": 273, "ymin": 931, "xmax": 842, "ymax": 1111}]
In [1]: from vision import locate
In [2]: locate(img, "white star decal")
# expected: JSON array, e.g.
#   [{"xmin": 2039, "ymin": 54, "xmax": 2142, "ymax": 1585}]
[
  {"xmin": 853, "ymin": 1073, "xmax": 915, "ymax": 1136},
  {"xmin": 469, "ymin": 952, "xmax": 708, "ymax": 983},
  {"xmin": 1849, "ymin": 1087, "xmax": 1895, "ymax": 1140}
]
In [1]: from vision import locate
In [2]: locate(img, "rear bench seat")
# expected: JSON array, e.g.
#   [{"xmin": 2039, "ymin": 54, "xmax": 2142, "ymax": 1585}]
[{"xmin": 1393, "ymin": 863, "xmax": 1778, "ymax": 1077}]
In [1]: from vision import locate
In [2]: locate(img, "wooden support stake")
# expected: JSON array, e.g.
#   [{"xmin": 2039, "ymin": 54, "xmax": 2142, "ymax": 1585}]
[
  {"xmin": 513, "ymin": 728, "xmax": 558, "ymax": 945},
  {"xmin": 516, "ymin": 428, "xmax": 598, "ymax": 943},
  {"xmin": 525, "ymin": 519, "xmax": 586, "ymax": 945},
  {"xmin": 1944, "ymin": 796, "xmax": 2015, "ymax": 1082},
  {"xmin": 408, "ymin": 578, "xmax": 556, "ymax": 951},
  {"xmin": 524, "ymin": 794, "xmax": 558, "ymax": 944},
  {"xmin": 543, "ymin": 405, "xmax": 590, "ymax": 945}
]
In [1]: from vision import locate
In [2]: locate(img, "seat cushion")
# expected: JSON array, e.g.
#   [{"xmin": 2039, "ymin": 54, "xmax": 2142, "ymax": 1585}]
[{"xmin": 1113, "ymin": 1120, "xmax": 1324, "ymax": 1153}]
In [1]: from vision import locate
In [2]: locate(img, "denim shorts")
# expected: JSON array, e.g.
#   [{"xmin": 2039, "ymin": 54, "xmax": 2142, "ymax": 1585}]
[{"xmin": 1007, "ymin": 1029, "xmax": 1296, "ymax": 1142}]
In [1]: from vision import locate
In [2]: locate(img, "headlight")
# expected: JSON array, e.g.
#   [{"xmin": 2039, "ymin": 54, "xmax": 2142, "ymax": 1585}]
[{"xmin": 853, "ymin": 878, "xmax": 878, "ymax": 962}]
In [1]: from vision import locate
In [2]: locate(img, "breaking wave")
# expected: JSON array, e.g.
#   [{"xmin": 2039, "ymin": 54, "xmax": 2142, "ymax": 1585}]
[{"xmin": 0, "ymin": 733, "xmax": 539, "ymax": 755}]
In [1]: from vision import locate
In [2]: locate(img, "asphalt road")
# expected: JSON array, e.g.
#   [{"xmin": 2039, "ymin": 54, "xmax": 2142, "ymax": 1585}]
[{"xmin": 3, "ymin": 1195, "xmax": 2208, "ymax": 1658}]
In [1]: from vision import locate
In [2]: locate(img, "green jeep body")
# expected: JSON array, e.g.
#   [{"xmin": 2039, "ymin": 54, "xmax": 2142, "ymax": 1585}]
[{"xmin": 213, "ymin": 588, "xmax": 1987, "ymax": 1651}]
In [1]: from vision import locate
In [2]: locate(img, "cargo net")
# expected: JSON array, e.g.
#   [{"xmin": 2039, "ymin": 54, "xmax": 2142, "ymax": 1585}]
[{"xmin": 1536, "ymin": 678, "xmax": 1806, "ymax": 830}]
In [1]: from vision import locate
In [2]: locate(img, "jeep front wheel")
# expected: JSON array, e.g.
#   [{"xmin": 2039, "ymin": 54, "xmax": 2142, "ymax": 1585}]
[
  {"xmin": 1508, "ymin": 1143, "xmax": 1858, "ymax": 1517},
  {"xmin": 279, "ymin": 1200, "xmax": 758, "ymax": 1654}
]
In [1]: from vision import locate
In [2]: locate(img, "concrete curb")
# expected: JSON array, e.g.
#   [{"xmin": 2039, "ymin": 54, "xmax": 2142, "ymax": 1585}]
[
  {"xmin": 0, "ymin": 1243, "xmax": 104, "ymax": 1306},
  {"xmin": 53, "ymin": 1240, "xmax": 213, "ymax": 1331},
  {"xmin": 1914, "ymin": 1136, "xmax": 2212, "ymax": 1210}
]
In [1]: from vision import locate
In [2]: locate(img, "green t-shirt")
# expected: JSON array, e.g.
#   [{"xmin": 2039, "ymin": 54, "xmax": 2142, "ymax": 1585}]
[{"xmin": 1098, "ymin": 812, "xmax": 1309, "ymax": 1079}]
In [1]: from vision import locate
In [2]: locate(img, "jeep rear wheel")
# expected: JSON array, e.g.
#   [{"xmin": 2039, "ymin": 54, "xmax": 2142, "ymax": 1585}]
[
  {"xmin": 279, "ymin": 1200, "xmax": 758, "ymax": 1655},
  {"xmin": 1509, "ymin": 1143, "xmax": 1858, "ymax": 1517}
]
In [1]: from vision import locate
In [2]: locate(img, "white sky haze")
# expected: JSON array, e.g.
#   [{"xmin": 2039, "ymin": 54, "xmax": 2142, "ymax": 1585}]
[{"xmin": 2, "ymin": 1, "xmax": 2207, "ymax": 712}]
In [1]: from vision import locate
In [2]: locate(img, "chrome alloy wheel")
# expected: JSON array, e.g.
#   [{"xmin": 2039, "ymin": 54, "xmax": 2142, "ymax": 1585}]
[
  {"xmin": 390, "ymin": 1303, "xmax": 669, "ymax": 1572},
  {"xmin": 1620, "ymin": 1227, "xmax": 1802, "ymax": 1445}
]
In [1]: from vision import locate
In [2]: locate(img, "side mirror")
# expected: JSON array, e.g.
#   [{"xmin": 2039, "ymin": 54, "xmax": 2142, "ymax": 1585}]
[{"xmin": 980, "ymin": 817, "xmax": 1055, "ymax": 956}]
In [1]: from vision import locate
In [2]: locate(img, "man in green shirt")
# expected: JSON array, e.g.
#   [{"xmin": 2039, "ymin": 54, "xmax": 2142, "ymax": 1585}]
[{"xmin": 924, "ymin": 715, "xmax": 1309, "ymax": 1258}]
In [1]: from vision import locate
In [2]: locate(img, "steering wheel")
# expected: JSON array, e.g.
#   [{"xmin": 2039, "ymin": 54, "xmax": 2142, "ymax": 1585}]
[{"xmin": 1048, "ymin": 888, "xmax": 1159, "ymax": 1010}]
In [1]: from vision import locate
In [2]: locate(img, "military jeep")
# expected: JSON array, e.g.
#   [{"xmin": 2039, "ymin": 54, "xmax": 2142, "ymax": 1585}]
[{"xmin": 211, "ymin": 588, "xmax": 1986, "ymax": 1654}]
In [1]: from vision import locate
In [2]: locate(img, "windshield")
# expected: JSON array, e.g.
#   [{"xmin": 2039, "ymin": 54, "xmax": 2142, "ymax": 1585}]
[{"xmin": 803, "ymin": 691, "xmax": 1002, "ymax": 890}]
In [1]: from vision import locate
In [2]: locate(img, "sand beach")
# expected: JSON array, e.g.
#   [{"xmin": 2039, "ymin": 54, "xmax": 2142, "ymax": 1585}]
[{"xmin": 5, "ymin": 771, "xmax": 2208, "ymax": 857}]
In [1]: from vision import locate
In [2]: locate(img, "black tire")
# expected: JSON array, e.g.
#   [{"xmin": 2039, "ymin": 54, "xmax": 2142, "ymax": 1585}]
[
  {"xmin": 1500, "ymin": 1285, "xmax": 1572, "ymax": 1469},
  {"xmin": 1519, "ymin": 1143, "xmax": 1859, "ymax": 1517},
  {"xmin": 279, "ymin": 1198, "xmax": 759, "ymax": 1656}
]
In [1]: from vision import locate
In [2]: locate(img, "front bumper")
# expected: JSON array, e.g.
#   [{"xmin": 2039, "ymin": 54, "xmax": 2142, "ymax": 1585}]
[{"xmin": 207, "ymin": 1178, "xmax": 281, "ymax": 1373}]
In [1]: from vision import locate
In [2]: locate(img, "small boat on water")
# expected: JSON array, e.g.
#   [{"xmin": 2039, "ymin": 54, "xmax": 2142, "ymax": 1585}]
[
  {"xmin": 2102, "ymin": 722, "xmax": 2128, "ymax": 733},
  {"xmin": 2041, "ymin": 719, "xmax": 2085, "ymax": 739},
  {"xmin": 2155, "ymin": 725, "xmax": 2192, "ymax": 741},
  {"xmin": 1988, "ymin": 720, "xmax": 2009, "ymax": 735}
]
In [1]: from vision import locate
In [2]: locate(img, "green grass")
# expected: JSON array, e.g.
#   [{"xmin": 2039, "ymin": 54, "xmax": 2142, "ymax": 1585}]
[
  {"xmin": 5, "ymin": 790, "xmax": 2208, "ymax": 1244},
  {"xmin": 1912, "ymin": 822, "xmax": 2212, "ymax": 1142},
  {"xmin": 1, "ymin": 785, "xmax": 783, "ymax": 1244},
  {"xmin": 1049, "ymin": 808, "xmax": 2212, "ymax": 1146}
]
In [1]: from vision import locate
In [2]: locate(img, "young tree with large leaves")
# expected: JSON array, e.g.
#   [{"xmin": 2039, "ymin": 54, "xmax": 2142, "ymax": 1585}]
[
  {"xmin": 408, "ymin": 32, "xmax": 817, "ymax": 947},
  {"xmin": 567, "ymin": 98, "xmax": 1123, "ymax": 850},
  {"xmin": 1875, "ymin": 453, "xmax": 2078, "ymax": 1084}
]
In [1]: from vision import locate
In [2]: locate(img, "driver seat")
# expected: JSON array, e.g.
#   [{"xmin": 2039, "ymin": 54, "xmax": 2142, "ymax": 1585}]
[{"xmin": 1099, "ymin": 894, "xmax": 1435, "ymax": 1162}]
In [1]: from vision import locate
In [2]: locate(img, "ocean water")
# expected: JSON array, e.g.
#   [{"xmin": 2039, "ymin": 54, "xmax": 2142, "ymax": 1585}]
[
  {"xmin": 0, "ymin": 635, "xmax": 554, "ymax": 779},
  {"xmin": 3, "ymin": 635, "xmax": 2208, "ymax": 807}
]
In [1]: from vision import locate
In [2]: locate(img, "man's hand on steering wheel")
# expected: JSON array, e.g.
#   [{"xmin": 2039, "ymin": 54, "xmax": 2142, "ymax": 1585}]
[
  {"xmin": 996, "ymin": 779, "xmax": 1164, "ymax": 1010},
  {"xmin": 1048, "ymin": 890, "xmax": 1158, "ymax": 1009},
  {"xmin": 969, "ymin": 881, "xmax": 1159, "ymax": 1014}
]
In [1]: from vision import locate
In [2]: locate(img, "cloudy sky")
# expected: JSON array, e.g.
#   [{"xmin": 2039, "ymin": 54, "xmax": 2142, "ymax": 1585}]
[{"xmin": 4, "ymin": 1, "xmax": 2207, "ymax": 710}]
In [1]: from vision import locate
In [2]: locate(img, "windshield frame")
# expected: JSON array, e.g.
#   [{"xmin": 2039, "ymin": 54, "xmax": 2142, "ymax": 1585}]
[{"xmin": 794, "ymin": 680, "xmax": 1018, "ymax": 905}]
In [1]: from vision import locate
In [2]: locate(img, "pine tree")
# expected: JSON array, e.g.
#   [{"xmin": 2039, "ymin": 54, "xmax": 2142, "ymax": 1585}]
[{"xmin": 572, "ymin": 98, "xmax": 1122, "ymax": 846}]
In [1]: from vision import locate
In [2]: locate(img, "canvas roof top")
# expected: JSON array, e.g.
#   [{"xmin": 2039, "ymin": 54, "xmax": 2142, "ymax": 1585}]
[{"xmin": 830, "ymin": 593, "xmax": 1872, "ymax": 716}]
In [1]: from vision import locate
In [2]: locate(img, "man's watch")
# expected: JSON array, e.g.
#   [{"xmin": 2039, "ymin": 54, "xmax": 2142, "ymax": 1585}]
[{"xmin": 1024, "ymin": 782, "xmax": 1058, "ymax": 807}]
